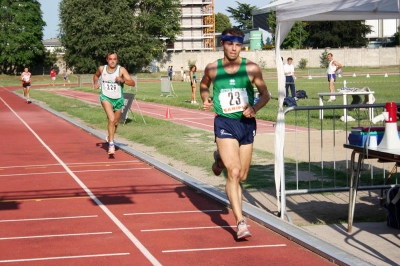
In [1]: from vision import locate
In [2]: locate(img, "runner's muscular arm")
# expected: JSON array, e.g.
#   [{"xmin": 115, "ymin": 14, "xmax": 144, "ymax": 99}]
[
  {"xmin": 93, "ymin": 66, "xmax": 103, "ymax": 89},
  {"xmin": 200, "ymin": 62, "xmax": 217, "ymax": 111},
  {"xmin": 244, "ymin": 62, "xmax": 270, "ymax": 117},
  {"xmin": 117, "ymin": 67, "xmax": 135, "ymax": 87}
]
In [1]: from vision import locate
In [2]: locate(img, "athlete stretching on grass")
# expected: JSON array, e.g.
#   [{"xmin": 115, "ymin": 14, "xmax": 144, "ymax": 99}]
[
  {"xmin": 21, "ymin": 67, "xmax": 32, "ymax": 103},
  {"xmin": 200, "ymin": 28, "xmax": 270, "ymax": 239},
  {"xmin": 93, "ymin": 52, "xmax": 135, "ymax": 155}
]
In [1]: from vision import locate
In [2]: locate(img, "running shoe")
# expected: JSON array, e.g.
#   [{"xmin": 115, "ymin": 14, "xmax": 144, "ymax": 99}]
[
  {"xmin": 108, "ymin": 144, "xmax": 115, "ymax": 155},
  {"xmin": 27, "ymin": 99, "xmax": 31, "ymax": 104},
  {"xmin": 212, "ymin": 162, "xmax": 223, "ymax": 176},
  {"xmin": 214, "ymin": 150, "xmax": 225, "ymax": 168},
  {"xmin": 237, "ymin": 219, "xmax": 251, "ymax": 239},
  {"xmin": 328, "ymin": 98, "xmax": 336, "ymax": 102},
  {"xmin": 212, "ymin": 150, "xmax": 225, "ymax": 176}
]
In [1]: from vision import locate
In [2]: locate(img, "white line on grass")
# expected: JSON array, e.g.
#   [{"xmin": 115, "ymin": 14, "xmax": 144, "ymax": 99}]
[{"xmin": 0, "ymin": 97, "xmax": 162, "ymax": 266}]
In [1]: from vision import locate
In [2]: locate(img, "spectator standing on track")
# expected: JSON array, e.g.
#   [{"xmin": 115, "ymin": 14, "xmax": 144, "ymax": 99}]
[
  {"xmin": 189, "ymin": 65, "xmax": 197, "ymax": 104},
  {"xmin": 200, "ymin": 28, "xmax": 271, "ymax": 240},
  {"xmin": 93, "ymin": 52, "xmax": 135, "ymax": 155},
  {"xmin": 50, "ymin": 68, "xmax": 56, "ymax": 86},
  {"xmin": 63, "ymin": 70, "xmax": 69, "ymax": 86},
  {"xmin": 20, "ymin": 67, "xmax": 32, "ymax": 103},
  {"xmin": 327, "ymin": 53, "xmax": 342, "ymax": 102},
  {"xmin": 284, "ymin": 57, "xmax": 297, "ymax": 100}
]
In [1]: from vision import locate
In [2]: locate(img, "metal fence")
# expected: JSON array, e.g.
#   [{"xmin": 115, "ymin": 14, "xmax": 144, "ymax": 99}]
[
  {"xmin": 77, "ymin": 75, "xmax": 94, "ymax": 87},
  {"xmin": 279, "ymin": 103, "xmax": 399, "ymax": 221}
]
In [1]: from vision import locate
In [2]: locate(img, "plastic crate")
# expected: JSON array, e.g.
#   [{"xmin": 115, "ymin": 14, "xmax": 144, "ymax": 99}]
[
  {"xmin": 348, "ymin": 132, "xmax": 376, "ymax": 146},
  {"xmin": 348, "ymin": 132, "xmax": 400, "ymax": 147}
]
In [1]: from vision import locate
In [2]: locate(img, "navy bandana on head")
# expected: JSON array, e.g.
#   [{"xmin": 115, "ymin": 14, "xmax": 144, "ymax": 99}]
[{"xmin": 221, "ymin": 35, "xmax": 244, "ymax": 44}]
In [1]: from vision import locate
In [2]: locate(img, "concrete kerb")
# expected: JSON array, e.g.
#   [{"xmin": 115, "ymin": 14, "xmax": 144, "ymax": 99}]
[{"xmin": 26, "ymin": 92, "xmax": 372, "ymax": 266}]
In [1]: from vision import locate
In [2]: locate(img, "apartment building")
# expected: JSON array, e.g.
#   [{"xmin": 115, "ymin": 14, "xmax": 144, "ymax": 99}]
[{"xmin": 168, "ymin": 0, "xmax": 216, "ymax": 51}]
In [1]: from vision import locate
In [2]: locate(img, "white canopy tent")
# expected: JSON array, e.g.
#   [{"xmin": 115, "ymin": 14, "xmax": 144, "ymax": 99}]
[{"xmin": 273, "ymin": 0, "xmax": 400, "ymax": 219}]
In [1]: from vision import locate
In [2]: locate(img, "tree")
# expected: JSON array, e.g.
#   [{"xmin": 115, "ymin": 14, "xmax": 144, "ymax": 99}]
[
  {"xmin": 226, "ymin": 1, "xmax": 257, "ymax": 30},
  {"xmin": 42, "ymin": 50, "xmax": 58, "ymax": 68},
  {"xmin": 59, "ymin": 0, "xmax": 182, "ymax": 74},
  {"xmin": 389, "ymin": 26, "xmax": 400, "ymax": 46},
  {"xmin": 215, "ymin": 12, "xmax": 231, "ymax": 33},
  {"xmin": 0, "ymin": 0, "xmax": 46, "ymax": 74},
  {"xmin": 320, "ymin": 49, "xmax": 329, "ymax": 68},
  {"xmin": 267, "ymin": 11, "xmax": 308, "ymax": 49},
  {"xmin": 306, "ymin": 21, "xmax": 372, "ymax": 48}
]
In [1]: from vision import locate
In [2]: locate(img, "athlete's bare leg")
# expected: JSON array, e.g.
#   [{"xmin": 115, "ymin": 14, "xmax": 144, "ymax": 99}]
[
  {"xmin": 216, "ymin": 138, "xmax": 253, "ymax": 224},
  {"xmin": 101, "ymin": 101, "xmax": 121, "ymax": 143},
  {"xmin": 329, "ymin": 79, "xmax": 335, "ymax": 93}
]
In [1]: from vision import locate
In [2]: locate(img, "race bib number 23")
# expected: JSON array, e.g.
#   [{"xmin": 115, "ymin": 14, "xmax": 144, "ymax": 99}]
[{"xmin": 219, "ymin": 88, "xmax": 249, "ymax": 114}]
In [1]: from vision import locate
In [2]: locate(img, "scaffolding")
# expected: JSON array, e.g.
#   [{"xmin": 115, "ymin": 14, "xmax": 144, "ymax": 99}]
[{"xmin": 170, "ymin": 0, "xmax": 215, "ymax": 52}]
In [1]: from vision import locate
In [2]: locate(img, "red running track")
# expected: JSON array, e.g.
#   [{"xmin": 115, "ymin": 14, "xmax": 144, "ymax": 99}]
[{"xmin": 0, "ymin": 87, "xmax": 333, "ymax": 265}]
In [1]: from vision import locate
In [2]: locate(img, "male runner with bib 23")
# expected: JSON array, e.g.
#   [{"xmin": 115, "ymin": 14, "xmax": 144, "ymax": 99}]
[
  {"xmin": 93, "ymin": 52, "xmax": 135, "ymax": 155},
  {"xmin": 200, "ymin": 28, "xmax": 270, "ymax": 239}
]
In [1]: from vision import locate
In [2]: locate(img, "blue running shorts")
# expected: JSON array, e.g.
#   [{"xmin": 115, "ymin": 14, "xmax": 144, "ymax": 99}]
[
  {"xmin": 214, "ymin": 115, "xmax": 257, "ymax": 145},
  {"xmin": 327, "ymin": 74, "xmax": 336, "ymax": 82}
]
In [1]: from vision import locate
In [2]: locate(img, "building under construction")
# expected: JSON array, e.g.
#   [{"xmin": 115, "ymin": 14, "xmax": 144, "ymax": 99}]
[{"xmin": 168, "ymin": 0, "xmax": 216, "ymax": 52}]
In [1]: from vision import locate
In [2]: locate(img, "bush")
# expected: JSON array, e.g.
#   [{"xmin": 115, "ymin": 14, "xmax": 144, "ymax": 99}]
[
  {"xmin": 188, "ymin": 60, "xmax": 196, "ymax": 70},
  {"xmin": 298, "ymin": 58, "xmax": 308, "ymax": 69},
  {"xmin": 258, "ymin": 57, "xmax": 267, "ymax": 69}
]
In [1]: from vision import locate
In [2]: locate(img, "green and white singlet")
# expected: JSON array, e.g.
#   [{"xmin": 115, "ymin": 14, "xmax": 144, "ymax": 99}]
[
  {"xmin": 100, "ymin": 65, "xmax": 124, "ymax": 99},
  {"xmin": 213, "ymin": 58, "xmax": 254, "ymax": 119}
]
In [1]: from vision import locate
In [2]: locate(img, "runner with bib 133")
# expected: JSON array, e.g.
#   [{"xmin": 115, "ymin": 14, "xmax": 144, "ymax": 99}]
[{"xmin": 93, "ymin": 52, "xmax": 135, "ymax": 155}]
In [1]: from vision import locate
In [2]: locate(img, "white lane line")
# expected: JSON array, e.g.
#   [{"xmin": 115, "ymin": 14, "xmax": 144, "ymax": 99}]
[
  {"xmin": 141, "ymin": 226, "xmax": 236, "ymax": 232},
  {"xmin": 0, "ymin": 215, "xmax": 98, "ymax": 223},
  {"xmin": 0, "ymin": 167, "xmax": 151, "ymax": 177},
  {"xmin": 163, "ymin": 244, "xmax": 287, "ymax": 253},
  {"xmin": 124, "ymin": 210, "xmax": 224, "ymax": 216},
  {"xmin": 0, "ymin": 160, "xmax": 140, "ymax": 169},
  {"xmin": 0, "ymin": 232, "xmax": 112, "ymax": 240},
  {"xmin": 0, "ymin": 253, "xmax": 130, "ymax": 263},
  {"xmin": 1, "ymin": 97, "xmax": 162, "ymax": 266}
]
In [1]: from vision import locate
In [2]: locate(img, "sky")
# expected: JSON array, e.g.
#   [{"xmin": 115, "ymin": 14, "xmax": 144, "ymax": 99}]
[{"xmin": 39, "ymin": 0, "xmax": 272, "ymax": 40}]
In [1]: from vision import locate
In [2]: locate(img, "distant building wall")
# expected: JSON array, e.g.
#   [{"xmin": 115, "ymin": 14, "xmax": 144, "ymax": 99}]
[{"xmin": 156, "ymin": 46, "xmax": 400, "ymax": 72}]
